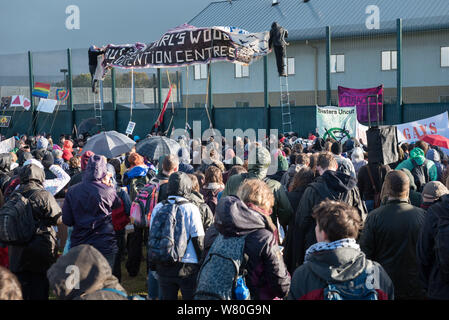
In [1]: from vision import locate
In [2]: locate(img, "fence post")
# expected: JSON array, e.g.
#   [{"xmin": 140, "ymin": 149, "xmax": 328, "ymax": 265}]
[
  {"xmin": 111, "ymin": 68, "xmax": 117, "ymax": 131},
  {"xmin": 28, "ymin": 51, "xmax": 36, "ymax": 135},
  {"xmin": 326, "ymin": 26, "xmax": 332, "ymax": 106},
  {"xmin": 67, "ymin": 48, "xmax": 74, "ymax": 136},
  {"xmin": 397, "ymin": 19, "xmax": 403, "ymax": 123},
  {"xmin": 264, "ymin": 55, "xmax": 270, "ymax": 130}
]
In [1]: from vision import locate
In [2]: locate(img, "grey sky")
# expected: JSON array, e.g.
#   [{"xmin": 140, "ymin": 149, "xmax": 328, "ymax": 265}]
[{"xmin": 0, "ymin": 0, "xmax": 214, "ymax": 55}]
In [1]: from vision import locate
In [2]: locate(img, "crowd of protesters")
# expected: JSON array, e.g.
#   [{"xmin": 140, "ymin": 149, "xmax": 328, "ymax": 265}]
[{"xmin": 1, "ymin": 128, "xmax": 449, "ymax": 301}]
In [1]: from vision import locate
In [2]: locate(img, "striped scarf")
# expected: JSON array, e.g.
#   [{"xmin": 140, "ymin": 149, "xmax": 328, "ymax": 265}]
[{"xmin": 304, "ymin": 238, "xmax": 360, "ymax": 262}]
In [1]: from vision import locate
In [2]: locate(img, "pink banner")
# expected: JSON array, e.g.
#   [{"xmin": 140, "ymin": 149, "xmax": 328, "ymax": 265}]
[{"xmin": 338, "ymin": 85, "xmax": 384, "ymax": 124}]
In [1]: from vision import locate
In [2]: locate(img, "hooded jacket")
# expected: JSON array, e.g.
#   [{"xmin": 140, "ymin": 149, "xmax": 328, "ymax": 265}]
[
  {"xmin": 396, "ymin": 147, "xmax": 437, "ymax": 182},
  {"xmin": 0, "ymin": 153, "xmax": 13, "ymax": 191},
  {"xmin": 360, "ymin": 199, "xmax": 426, "ymax": 299},
  {"xmin": 417, "ymin": 194, "xmax": 449, "ymax": 299},
  {"xmin": 269, "ymin": 22, "xmax": 288, "ymax": 48},
  {"xmin": 426, "ymin": 148, "xmax": 445, "ymax": 181},
  {"xmin": 62, "ymin": 155, "xmax": 121, "ymax": 257},
  {"xmin": 287, "ymin": 247, "xmax": 394, "ymax": 300},
  {"xmin": 47, "ymin": 244, "xmax": 127, "ymax": 300},
  {"xmin": 8, "ymin": 164, "xmax": 62, "ymax": 274},
  {"xmin": 203, "ymin": 196, "xmax": 291, "ymax": 300},
  {"xmin": 292, "ymin": 170, "xmax": 367, "ymax": 268},
  {"xmin": 222, "ymin": 148, "xmax": 293, "ymax": 229}
]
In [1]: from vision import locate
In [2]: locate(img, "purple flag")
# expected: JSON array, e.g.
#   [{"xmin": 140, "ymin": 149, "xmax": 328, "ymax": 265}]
[{"xmin": 338, "ymin": 85, "xmax": 384, "ymax": 124}]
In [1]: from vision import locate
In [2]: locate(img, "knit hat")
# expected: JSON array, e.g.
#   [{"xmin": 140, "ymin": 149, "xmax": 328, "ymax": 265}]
[
  {"xmin": 37, "ymin": 137, "xmax": 49, "ymax": 150},
  {"xmin": 422, "ymin": 181, "xmax": 449, "ymax": 202},
  {"xmin": 81, "ymin": 151, "xmax": 95, "ymax": 171}
]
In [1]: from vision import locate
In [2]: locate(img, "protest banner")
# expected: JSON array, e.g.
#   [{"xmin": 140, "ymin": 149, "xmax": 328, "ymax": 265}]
[
  {"xmin": 316, "ymin": 106, "xmax": 357, "ymax": 143},
  {"xmin": 338, "ymin": 85, "xmax": 384, "ymax": 124},
  {"xmin": 0, "ymin": 137, "xmax": 15, "ymax": 153},
  {"xmin": 36, "ymin": 98, "xmax": 58, "ymax": 113},
  {"xmin": 396, "ymin": 111, "xmax": 449, "ymax": 143},
  {"xmin": 97, "ymin": 24, "xmax": 270, "ymax": 78},
  {"xmin": 0, "ymin": 116, "xmax": 11, "ymax": 128}
]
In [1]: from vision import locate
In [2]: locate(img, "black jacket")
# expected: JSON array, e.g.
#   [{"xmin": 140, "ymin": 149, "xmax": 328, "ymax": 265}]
[
  {"xmin": 269, "ymin": 22, "xmax": 288, "ymax": 48},
  {"xmin": 292, "ymin": 170, "xmax": 367, "ymax": 268},
  {"xmin": 417, "ymin": 195, "xmax": 449, "ymax": 299},
  {"xmin": 360, "ymin": 199, "xmax": 426, "ymax": 299},
  {"xmin": 8, "ymin": 164, "xmax": 62, "ymax": 274},
  {"xmin": 203, "ymin": 196, "xmax": 290, "ymax": 300},
  {"xmin": 0, "ymin": 153, "xmax": 13, "ymax": 192},
  {"xmin": 357, "ymin": 163, "xmax": 391, "ymax": 201}
]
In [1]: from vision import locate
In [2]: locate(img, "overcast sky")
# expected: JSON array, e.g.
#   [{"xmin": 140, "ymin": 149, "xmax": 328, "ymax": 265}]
[{"xmin": 0, "ymin": 0, "xmax": 214, "ymax": 55}]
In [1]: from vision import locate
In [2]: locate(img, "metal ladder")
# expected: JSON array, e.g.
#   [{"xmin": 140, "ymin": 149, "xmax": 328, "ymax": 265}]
[
  {"xmin": 94, "ymin": 80, "xmax": 104, "ymax": 131},
  {"xmin": 280, "ymin": 75, "xmax": 292, "ymax": 134}
]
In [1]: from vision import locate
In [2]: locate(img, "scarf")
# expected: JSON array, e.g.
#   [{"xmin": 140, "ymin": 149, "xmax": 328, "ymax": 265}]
[{"xmin": 304, "ymin": 238, "xmax": 360, "ymax": 262}]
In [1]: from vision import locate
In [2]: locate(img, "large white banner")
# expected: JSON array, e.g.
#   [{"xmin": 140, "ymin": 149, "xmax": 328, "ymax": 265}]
[
  {"xmin": 396, "ymin": 112, "xmax": 449, "ymax": 143},
  {"xmin": 317, "ymin": 106, "xmax": 357, "ymax": 143}
]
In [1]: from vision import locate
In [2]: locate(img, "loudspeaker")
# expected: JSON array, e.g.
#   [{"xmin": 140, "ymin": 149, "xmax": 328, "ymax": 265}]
[{"xmin": 367, "ymin": 126, "xmax": 399, "ymax": 165}]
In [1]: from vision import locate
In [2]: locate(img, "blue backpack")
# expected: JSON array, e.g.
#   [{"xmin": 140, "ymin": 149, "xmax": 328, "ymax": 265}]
[
  {"xmin": 323, "ymin": 263, "xmax": 379, "ymax": 300},
  {"xmin": 147, "ymin": 198, "xmax": 190, "ymax": 265}
]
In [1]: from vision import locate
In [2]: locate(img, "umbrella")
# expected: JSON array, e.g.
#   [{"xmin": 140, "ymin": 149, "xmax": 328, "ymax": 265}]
[
  {"xmin": 420, "ymin": 134, "xmax": 449, "ymax": 150},
  {"xmin": 78, "ymin": 118, "xmax": 99, "ymax": 135},
  {"xmin": 136, "ymin": 136, "xmax": 181, "ymax": 161},
  {"xmin": 81, "ymin": 131, "xmax": 136, "ymax": 159}
]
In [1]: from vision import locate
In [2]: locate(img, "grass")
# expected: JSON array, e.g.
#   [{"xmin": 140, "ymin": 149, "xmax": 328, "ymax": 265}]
[{"xmin": 119, "ymin": 254, "xmax": 148, "ymax": 297}]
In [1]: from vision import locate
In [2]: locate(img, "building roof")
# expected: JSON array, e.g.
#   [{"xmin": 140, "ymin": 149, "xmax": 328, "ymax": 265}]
[{"xmin": 189, "ymin": 0, "xmax": 449, "ymax": 40}]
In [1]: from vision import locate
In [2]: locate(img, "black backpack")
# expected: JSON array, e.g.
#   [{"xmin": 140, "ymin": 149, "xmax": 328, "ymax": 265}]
[
  {"xmin": 410, "ymin": 158, "xmax": 430, "ymax": 192},
  {"xmin": 0, "ymin": 191, "xmax": 38, "ymax": 245}
]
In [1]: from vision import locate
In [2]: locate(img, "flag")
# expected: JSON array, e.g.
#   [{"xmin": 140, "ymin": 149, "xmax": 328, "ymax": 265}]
[
  {"xmin": 55, "ymin": 89, "xmax": 69, "ymax": 101},
  {"xmin": 23, "ymin": 98, "xmax": 31, "ymax": 111},
  {"xmin": 32, "ymin": 82, "xmax": 51, "ymax": 98},
  {"xmin": 10, "ymin": 95, "xmax": 24, "ymax": 107},
  {"xmin": 154, "ymin": 85, "xmax": 173, "ymax": 129}
]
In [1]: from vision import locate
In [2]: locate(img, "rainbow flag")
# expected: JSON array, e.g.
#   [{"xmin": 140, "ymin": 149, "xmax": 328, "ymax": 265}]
[{"xmin": 32, "ymin": 82, "xmax": 51, "ymax": 98}]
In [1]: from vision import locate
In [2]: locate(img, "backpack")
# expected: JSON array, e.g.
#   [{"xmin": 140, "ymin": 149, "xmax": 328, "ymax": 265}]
[
  {"xmin": 111, "ymin": 198, "xmax": 130, "ymax": 231},
  {"xmin": 194, "ymin": 234, "xmax": 249, "ymax": 300},
  {"xmin": 147, "ymin": 198, "xmax": 190, "ymax": 265},
  {"xmin": 129, "ymin": 179, "xmax": 165, "ymax": 228},
  {"xmin": 410, "ymin": 158, "xmax": 430, "ymax": 192},
  {"xmin": 0, "ymin": 191, "xmax": 37, "ymax": 245},
  {"xmin": 3, "ymin": 177, "xmax": 20, "ymax": 202},
  {"xmin": 323, "ymin": 263, "xmax": 379, "ymax": 300},
  {"xmin": 435, "ymin": 207, "xmax": 449, "ymax": 283},
  {"xmin": 128, "ymin": 175, "xmax": 151, "ymax": 202}
]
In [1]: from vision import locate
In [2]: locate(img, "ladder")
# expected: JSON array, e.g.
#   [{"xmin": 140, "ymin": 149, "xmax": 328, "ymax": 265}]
[
  {"xmin": 94, "ymin": 80, "xmax": 104, "ymax": 131},
  {"xmin": 280, "ymin": 75, "xmax": 292, "ymax": 134}
]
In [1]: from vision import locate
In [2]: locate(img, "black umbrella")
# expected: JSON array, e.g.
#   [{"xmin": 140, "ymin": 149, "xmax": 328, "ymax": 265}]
[
  {"xmin": 78, "ymin": 118, "xmax": 99, "ymax": 135},
  {"xmin": 81, "ymin": 130, "xmax": 136, "ymax": 159},
  {"xmin": 136, "ymin": 136, "xmax": 181, "ymax": 161}
]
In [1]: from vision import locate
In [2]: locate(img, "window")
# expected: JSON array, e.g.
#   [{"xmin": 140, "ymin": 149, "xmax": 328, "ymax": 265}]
[
  {"xmin": 331, "ymin": 54, "xmax": 345, "ymax": 73},
  {"xmin": 440, "ymin": 96, "xmax": 449, "ymax": 103},
  {"xmin": 382, "ymin": 50, "xmax": 397, "ymax": 71},
  {"xmin": 235, "ymin": 63, "xmax": 249, "ymax": 78},
  {"xmin": 235, "ymin": 101, "xmax": 250, "ymax": 107},
  {"xmin": 284, "ymin": 57, "xmax": 295, "ymax": 75},
  {"xmin": 193, "ymin": 102, "xmax": 204, "ymax": 108},
  {"xmin": 442, "ymin": 47, "xmax": 449, "ymax": 67},
  {"xmin": 194, "ymin": 64, "xmax": 208, "ymax": 80}
]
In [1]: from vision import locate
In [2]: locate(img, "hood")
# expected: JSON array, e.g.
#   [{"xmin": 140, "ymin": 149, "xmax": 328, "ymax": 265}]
[
  {"xmin": 306, "ymin": 248, "xmax": 367, "ymax": 283},
  {"xmin": 351, "ymin": 147, "xmax": 364, "ymax": 162},
  {"xmin": 278, "ymin": 155, "xmax": 289, "ymax": 172},
  {"xmin": 410, "ymin": 147, "xmax": 426, "ymax": 165},
  {"xmin": 47, "ymin": 245, "xmax": 125, "ymax": 300},
  {"xmin": 214, "ymin": 195, "xmax": 270, "ymax": 237},
  {"xmin": 271, "ymin": 22, "xmax": 280, "ymax": 29},
  {"xmin": 247, "ymin": 147, "xmax": 271, "ymax": 180},
  {"xmin": 426, "ymin": 148, "xmax": 441, "ymax": 163},
  {"xmin": 321, "ymin": 170, "xmax": 357, "ymax": 193},
  {"xmin": 167, "ymin": 171, "xmax": 192, "ymax": 197},
  {"xmin": 63, "ymin": 149, "xmax": 73, "ymax": 161},
  {"xmin": 0, "ymin": 153, "xmax": 12, "ymax": 173},
  {"xmin": 399, "ymin": 168, "xmax": 417, "ymax": 191},
  {"xmin": 83, "ymin": 154, "xmax": 107, "ymax": 182},
  {"xmin": 19, "ymin": 163, "xmax": 45, "ymax": 185}
]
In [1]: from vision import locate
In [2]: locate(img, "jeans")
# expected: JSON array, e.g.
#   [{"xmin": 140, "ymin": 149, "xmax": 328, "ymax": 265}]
[
  {"xmin": 103, "ymin": 252, "xmax": 116, "ymax": 271},
  {"xmin": 147, "ymin": 270, "xmax": 162, "ymax": 300},
  {"xmin": 158, "ymin": 272, "xmax": 197, "ymax": 300},
  {"xmin": 126, "ymin": 227, "xmax": 148, "ymax": 277},
  {"xmin": 15, "ymin": 271, "xmax": 49, "ymax": 300}
]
